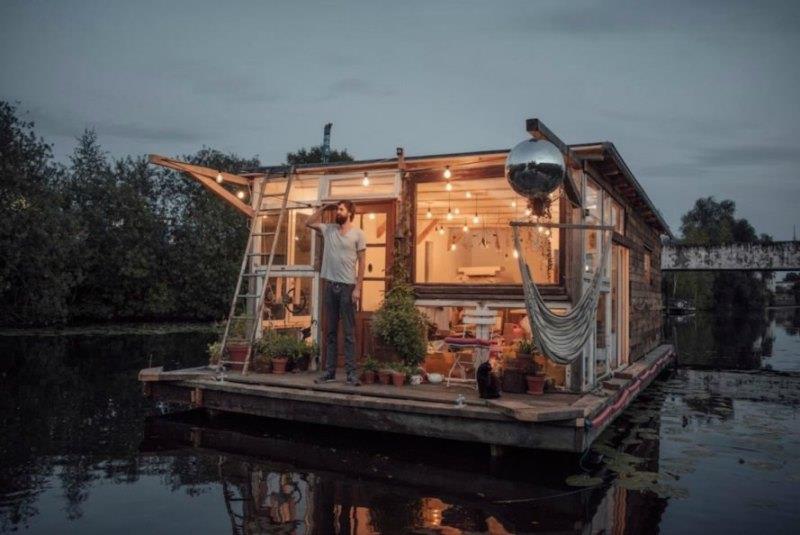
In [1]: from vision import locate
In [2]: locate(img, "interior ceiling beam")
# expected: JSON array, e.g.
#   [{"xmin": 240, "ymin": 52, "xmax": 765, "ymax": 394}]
[
  {"xmin": 409, "ymin": 164, "xmax": 506, "ymax": 182},
  {"xmin": 148, "ymin": 154, "xmax": 254, "ymax": 218}
]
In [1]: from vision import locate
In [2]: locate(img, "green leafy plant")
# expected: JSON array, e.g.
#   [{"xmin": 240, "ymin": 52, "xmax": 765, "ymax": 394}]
[
  {"xmin": 229, "ymin": 317, "xmax": 249, "ymax": 341},
  {"xmin": 362, "ymin": 355, "xmax": 380, "ymax": 373},
  {"xmin": 371, "ymin": 266, "xmax": 428, "ymax": 367},
  {"xmin": 207, "ymin": 341, "xmax": 223, "ymax": 365},
  {"xmin": 517, "ymin": 338, "xmax": 536, "ymax": 355}
]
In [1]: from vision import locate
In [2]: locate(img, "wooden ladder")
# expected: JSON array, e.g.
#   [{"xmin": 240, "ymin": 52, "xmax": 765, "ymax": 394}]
[{"xmin": 217, "ymin": 166, "xmax": 299, "ymax": 374}]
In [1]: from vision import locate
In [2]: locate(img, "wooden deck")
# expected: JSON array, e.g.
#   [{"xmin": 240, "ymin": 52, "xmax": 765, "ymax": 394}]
[{"xmin": 140, "ymin": 344, "xmax": 675, "ymax": 453}]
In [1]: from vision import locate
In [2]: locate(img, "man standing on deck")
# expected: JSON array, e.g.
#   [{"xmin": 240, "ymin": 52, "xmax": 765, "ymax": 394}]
[{"xmin": 307, "ymin": 200, "xmax": 366, "ymax": 386}]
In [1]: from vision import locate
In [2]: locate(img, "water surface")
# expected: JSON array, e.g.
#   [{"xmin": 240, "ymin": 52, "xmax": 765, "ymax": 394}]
[{"xmin": 1, "ymin": 309, "xmax": 799, "ymax": 533}]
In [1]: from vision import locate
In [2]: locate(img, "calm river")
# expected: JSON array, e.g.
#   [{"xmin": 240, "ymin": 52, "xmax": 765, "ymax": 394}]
[{"xmin": 2, "ymin": 309, "xmax": 799, "ymax": 534}]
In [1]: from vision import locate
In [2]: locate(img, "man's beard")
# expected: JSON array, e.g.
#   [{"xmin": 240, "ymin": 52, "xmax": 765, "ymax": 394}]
[{"xmin": 335, "ymin": 214, "xmax": 348, "ymax": 225}]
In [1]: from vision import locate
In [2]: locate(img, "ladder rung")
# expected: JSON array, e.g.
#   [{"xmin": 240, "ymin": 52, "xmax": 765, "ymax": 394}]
[
  {"xmin": 241, "ymin": 273, "xmax": 264, "ymax": 278},
  {"xmin": 251, "ymin": 232, "xmax": 276, "ymax": 236}
]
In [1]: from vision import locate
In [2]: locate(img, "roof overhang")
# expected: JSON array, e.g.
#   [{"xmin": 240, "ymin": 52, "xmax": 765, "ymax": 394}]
[{"xmin": 570, "ymin": 143, "xmax": 673, "ymax": 238}]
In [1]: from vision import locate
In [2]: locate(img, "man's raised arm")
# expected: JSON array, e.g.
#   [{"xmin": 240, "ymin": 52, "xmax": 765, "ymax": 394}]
[{"xmin": 306, "ymin": 203, "xmax": 330, "ymax": 232}]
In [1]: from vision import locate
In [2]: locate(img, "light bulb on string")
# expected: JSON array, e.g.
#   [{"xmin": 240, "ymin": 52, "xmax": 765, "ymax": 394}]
[
  {"xmin": 446, "ymin": 192, "xmax": 453, "ymax": 221},
  {"xmin": 450, "ymin": 242, "xmax": 457, "ymax": 252},
  {"xmin": 215, "ymin": 172, "xmax": 224, "ymax": 184},
  {"xmin": 454, "ymin": 207, "xmax": 460, "ymax": 215},
  {"xmin": 512, "ymin": 249, "xmax": 519, "ymax": 259},
  {"xmin": 236, "ymin": 190, "xmax": 246, "ymax": 200},
  {"xmin": 437, "ymin": 226, "xmax": 445, "ymax": 235},
  {"xmin": 368, "ymin": 212, "xmax": 376, "ymax": 220},
  {"xmin": 445, "ymin": 181, "xmax": 452, "ymax": 192},
  {"xmin": 465, "ymin": 191, "xmax": 472, "ymax": 199},
  {"xmin": 362, "ymin": 172, "xmax": 370, "ymax": 187},
  {"xmin": 462, "ymin": 219, "xmax": 469, "ymax": 233},
  {"xmin": 426, "ymin": 205, "xmax": 432, "ymax": 219},
  {"xmin": 443, "ymin": 166, "xmax": 452, "ymax": 179},
  {"xmin": 472, "ymin": 197, "xmax": 479, "ymax": 225},
  {"xmin": 510, "ymin": 200, "xmax": 517, "ymax": 208}
]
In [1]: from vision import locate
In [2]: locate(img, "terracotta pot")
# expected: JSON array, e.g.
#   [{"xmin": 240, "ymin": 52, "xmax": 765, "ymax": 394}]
[
  {"xmin": 377, "ymin": 370, "xmax": 392, "ymax": 385},
  {"xmin": 227, "ymin": 343, "xmax": 250, "ymax": 371},
  {"xmin": 272, "ymin": 357, "xmax": 289, "ymax": 374},
  {"xmin": 362, "ymin": 371, "xmax": 376, "ymax": 384},
  {"xmin": 526, "ymin": 374, "xmax": 546, "ymax": 396},
  {"xmin": 391, "ymin": 372, "xmax": 406, "ymax": 387}
]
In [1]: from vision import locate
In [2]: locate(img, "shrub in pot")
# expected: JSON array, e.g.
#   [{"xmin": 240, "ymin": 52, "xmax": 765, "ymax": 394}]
[
  {"xmin": 226, "ymin": 318, "xmax": 251, "ymax": 371},
  {"xmin": 252, "ymin": 353, "xmax": 272, "ymax": 374},
  {"xmin": 295, "ymin": 340, "xmax": 317, "ymax": 372},
  {"xmin": 377, "ymin": 366, "xmax": 393, "ymax": 385},
  {"xmin": 362, "ymin": 355, "xmax": 379, "ymax": 384},
  {"xmin": 390, "ymin": 362, "xmax": 407, "ymax": 387},
  {"xmin": 207, "ymin": 342, "xmax": 223, "ymax": 367},
  {"xmin": 255, "ymin": 331, "xmax": 296, "ymax": 374},
  {"xmin": 371, "ymin": 270, "xmax": 428, "ymax": 370}
]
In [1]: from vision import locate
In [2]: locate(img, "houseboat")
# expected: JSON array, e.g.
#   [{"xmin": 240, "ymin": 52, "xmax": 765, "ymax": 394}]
[{"xmin": 140, "ymin": 118, "xmax": 675, "ymax": 453}]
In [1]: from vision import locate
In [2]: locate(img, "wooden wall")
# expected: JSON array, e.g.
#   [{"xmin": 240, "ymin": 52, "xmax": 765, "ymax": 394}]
[{"xmin": 623, "ymin": 203, "xmax": 663, "ymax": 362}]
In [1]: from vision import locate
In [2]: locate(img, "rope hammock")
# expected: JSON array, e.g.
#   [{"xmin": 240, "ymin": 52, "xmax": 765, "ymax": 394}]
[{"xmin": 513, "ymin": 226, "xmax": 611, "ymax": 365}]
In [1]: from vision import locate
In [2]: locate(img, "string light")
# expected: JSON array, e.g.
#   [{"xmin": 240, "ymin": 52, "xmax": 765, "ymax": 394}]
[
  {"xmin": 236, "ymin": 190, "xmax": 246, "ymax": 200},
  {"xmin": 450, "ymin": 242, "xmax": 457, "ymax": 251},
  {"xmin": 362, "ymin": 172, "xmax": 370, "ymax": 187},
  {"xmin": 462, "ymin": 220, "xmax": 469, "ymax": 233},
  {"xmin": 472, "ymin": 197, "xmax": 479, "ymax": 224},
  {"xmin": 446, "ymin": 192, "xmax": 453, "ymax": 220},
  {"xmin": 437, "ymin": 226, "xmax": 445, "ymax": 235},
  {"xmin": 443, "ymin": 166, "xmax": 452, "ymax": 179},
  {"xmin": 368, "ymin": 212, "xmax": 376, "ymax": 220},
  {"xmin": 454, "ymin": 207, "xmax": 460, "ymax": 215},
  {"xmin": 445, "ymin": 181, "xmax": 452, "ymax": 192},
  {"xmin": 215, "ymin": 172, "xmax": 224, "ymax": 184},
  {"xmin": 465, "ymin": 191, "xmax": 472, "ymax": 199},
  {"xmin": 510, "ymin": 200, "xmax": 517, "ymax": 208},
  {"xmin": 426, "ymin": 205, "xmax": 432, "ymax": 219},
  {"xmin": 512, "ymin": 249, "xmax": 519, "ymax": 259}
]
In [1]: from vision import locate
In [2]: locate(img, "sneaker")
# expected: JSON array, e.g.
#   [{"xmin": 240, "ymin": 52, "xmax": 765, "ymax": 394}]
[
  {"xmin": 314, "ymin": 372, "xmax": 336, "ymax": 384},
  {"xmin": 346, "ymin": 373, "xmax": 361, "ymax": 387}
]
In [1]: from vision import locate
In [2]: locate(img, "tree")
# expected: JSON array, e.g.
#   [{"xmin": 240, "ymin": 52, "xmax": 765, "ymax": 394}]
[
  {"xmin": 669, "ymin": 197, "xmax": 770, "ymax": 310},
  {"xmin": 286, "ymin": 146, "xmax": 353, "ymax": 165},
  {"xmin": 0, "ymin": 101, "xmax": 78, "ymax": 325}
]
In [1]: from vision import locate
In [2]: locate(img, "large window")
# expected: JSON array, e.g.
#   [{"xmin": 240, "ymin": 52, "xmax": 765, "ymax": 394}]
[
  {"xmin": 255, "ymin": 177, "xmax": 319, "ymax": 268},
  {"xmin": 414, "ymin": 177, "xmax": 561, "ymax": 284}
]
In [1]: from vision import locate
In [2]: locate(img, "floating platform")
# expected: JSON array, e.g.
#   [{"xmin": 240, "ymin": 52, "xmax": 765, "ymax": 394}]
[{"xmin": 139, "ymin": 344, "xmax": 675, "ymax": 453}]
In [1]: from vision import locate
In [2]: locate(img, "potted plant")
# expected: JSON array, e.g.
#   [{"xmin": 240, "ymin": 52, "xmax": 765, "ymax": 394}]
[
  {"xmin": 371, "ymin": 268, "xmax": 428, "ymax": 370},
  {"xmin": 252, "ymin": 352, "xmax": 273, "ymax": 374},
  {"xmin": 362, "ymin": 355, "xmax": 379, "ymax": 384},
  {"xmin": 270, "ymin": 334, "xmax": 296, "ymax": 375},
  {"xmin": 377, "ymin": 365, "xmax": 393, "ymax": 385},
  {"xmin": 295, "ymin": 340, "xmax": 317, "ymax": 372},
  {"xmin": 390, "ymin": 362, "xmax": 407, "ymax": 387},
  {"xmin": 207, "ymin": 341, "xmax": 223, "ymax": 367},
  {"xmin": 520, "ymin": 343, "xmax": 545, "ymax": 396},
  {"xmin": 226, "ymin": 318, "xmax": 251, "ymax": 371}
]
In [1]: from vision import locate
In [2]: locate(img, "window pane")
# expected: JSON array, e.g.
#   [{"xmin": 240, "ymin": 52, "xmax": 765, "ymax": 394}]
[
  {"xmin": 328, "ymin": 173, "xmax": 396, "ymax": 198},
  {"xmin": 361, "ymin": 280, "xmax": 385, "ymax": 312},
  {"xmin": 414, "ymin": 177, "xmax": 561, "ymax": 284}
]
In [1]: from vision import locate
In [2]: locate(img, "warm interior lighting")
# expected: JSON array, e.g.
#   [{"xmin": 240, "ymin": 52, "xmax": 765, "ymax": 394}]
[
  {"xmin": 445, "ymin": 181, "xmax": 452, "ymax": 191},
  {"xmin": 510, "ymin": 200, "xmax": 517, "ymax": 208},
  {"xmin": 215, "ymin": 172, "xmax": 223, "ymax": 184},
  {"xmin": 450, "ymin": 242, "xmax": 457, "ymax": 251},
  {"xmin": 368, "ymin": 212, "xmax": 376, "ymax": 220},
  {"xmin": 446, "ymin": 211, "xmax": 453, "ymax": 221},
  {"xmin": 426, "ymin": 206, "xmax": 432, "ymax": 219},
  {"xmin": 465, "ymin": 191, "xmax": 472, "ymax": 198},
  {"xmin": 362, "ymin": 172, "xmax": 370, "ymax": 187},
  {"xmin": 462, "ymin": 222, "xmax": 469, "ymax": 232},
  {"xmin": 437, "ymin": 226, "xmax": 445, "ymax": 235},
  {"xmin": 443, "ymin": 166, "xmax": 452, "ymax": 179},
  {"xmin": 525, "ymin": 208, "xmax": 532, "ymax": 216},
  {"xmin": 472, "ymin": 215, "xmax": 479, "ymax": 224},
  {"xmin": 236, "ymin": 190, "xmax": 246, "ymax": 199},
  {"xmin": 454, "ymin": 207, "xmax": 460, "ymax": 215},
  {"xmin": 512, "ymin": 249, "xmax": 519, "ymax": 259}
]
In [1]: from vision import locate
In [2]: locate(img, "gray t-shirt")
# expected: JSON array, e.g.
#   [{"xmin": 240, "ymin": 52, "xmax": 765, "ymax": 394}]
[{"xmin": 319, "ymin": 223, "xmax": 366, "ymax": 284}]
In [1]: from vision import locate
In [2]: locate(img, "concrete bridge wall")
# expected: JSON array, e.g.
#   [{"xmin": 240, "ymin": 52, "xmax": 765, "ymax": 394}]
[{"xmin": 662, "ymin": 241, "xmax": 800, "ymax": 271}]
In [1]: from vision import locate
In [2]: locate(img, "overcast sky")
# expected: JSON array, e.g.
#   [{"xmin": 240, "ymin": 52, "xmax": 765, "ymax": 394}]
[{"xmin": 1, "ymin": 0, "xmax": 798, "ymax": 238}]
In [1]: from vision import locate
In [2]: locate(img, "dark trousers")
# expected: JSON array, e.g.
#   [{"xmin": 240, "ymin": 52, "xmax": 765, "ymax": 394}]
[{"xmin": 323, "ymin": 279, "xmax": 356, "ymax": 375}]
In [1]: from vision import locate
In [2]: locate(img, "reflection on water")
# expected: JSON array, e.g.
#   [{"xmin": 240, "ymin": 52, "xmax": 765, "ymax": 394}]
[
  {"xmin": 668, "ymin": 307, "xmax": 800, "ymax": 372},
  {"xmin": 1, "ymin": 314, "xmax": 799, "ymax": 534}
]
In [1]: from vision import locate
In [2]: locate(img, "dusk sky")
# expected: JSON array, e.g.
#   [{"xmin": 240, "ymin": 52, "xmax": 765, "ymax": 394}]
[{"xmin": 1, "ymin": 0, "xmax": 798, "ymax": 239}]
